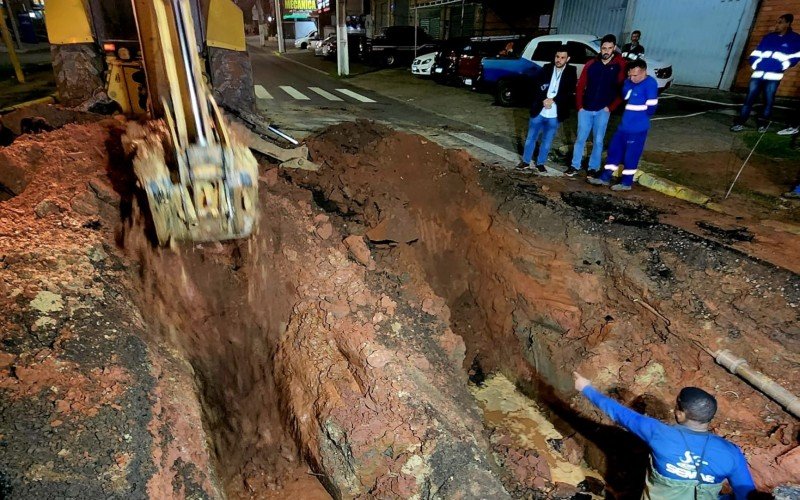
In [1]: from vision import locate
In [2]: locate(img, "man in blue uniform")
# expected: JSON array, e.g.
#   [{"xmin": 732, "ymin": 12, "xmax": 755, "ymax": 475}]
[
  {"xmin": 732, "ymin": 13, "xmax": 800, "ymax": 133},
  {"xmin": 588, "ymin": 59, "xmax": 658, "ymax": 191},
  {"xmin": 573, "ymin": 372, "xmax": 756, "ymax": 499}
]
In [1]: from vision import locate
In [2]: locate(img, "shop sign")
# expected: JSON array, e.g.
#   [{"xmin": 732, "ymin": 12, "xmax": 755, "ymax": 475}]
[{"xmin": 285, "ymin": 0, "xmax": 316, "ymax": 11}]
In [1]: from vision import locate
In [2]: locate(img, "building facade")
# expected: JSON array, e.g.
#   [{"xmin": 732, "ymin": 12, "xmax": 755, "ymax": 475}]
[
  {"xmin": 369, "ymin": 0, "xmax": 551, "ymax": 40},
  {"xmin": 552, "ymin": 0, "xmax": 759, "ymax": 89}
]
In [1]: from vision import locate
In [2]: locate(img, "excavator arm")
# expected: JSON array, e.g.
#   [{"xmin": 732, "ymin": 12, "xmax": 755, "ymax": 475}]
[{"xmin": 126, "ymin": 0, "xmax": 259, "ymax": 244}]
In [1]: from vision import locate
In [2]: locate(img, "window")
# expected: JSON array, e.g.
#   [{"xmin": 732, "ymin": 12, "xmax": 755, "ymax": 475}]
[
  {"xmin": 531, "ymin": 41, "xmax": 562, "ymax": 62},
  {"xmin": 567, "ymin": 42, "xmax": 596, "ymax": 64}
]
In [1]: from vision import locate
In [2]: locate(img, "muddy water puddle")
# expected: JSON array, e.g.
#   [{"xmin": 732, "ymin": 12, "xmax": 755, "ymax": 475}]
[{"xmin": 472, "ymin": 374, "xmax": 602, "ymax": 491}]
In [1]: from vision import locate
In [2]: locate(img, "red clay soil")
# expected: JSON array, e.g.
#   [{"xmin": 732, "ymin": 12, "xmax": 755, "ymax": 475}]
[
  {"xmin": 292, "ymin": 120, "xmax": 800, "ymax": 496},
  {"xmin": 2, "ymin": 112, "xmax": 798, "ymax": 499},
  {"xmin": 644, "ymin": 150, "xmax": 800, "ymax": 224},
  {"xmin": 124, "ymin": 158, "xmax": 507, "ymax": 498},
  {"xmin": 0, "ymin": 120, "xmax": 222, "ymax": 498},
  {"xmin": 1, "ymin": 112, "xmax": 511, "ymax": 498}
]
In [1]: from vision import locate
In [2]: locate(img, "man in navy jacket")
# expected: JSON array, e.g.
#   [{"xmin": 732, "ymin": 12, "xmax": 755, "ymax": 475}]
[
  {"xmin": 568, "ymin": 34, "xmax": 626, "ymax": 176},
  {"xmin": 517, "ymin": 46, "xmax": 578, "ymax": 173},
  {"xmin": 732, "ymin": 13, "xmax": 800, "ymax": 133}
]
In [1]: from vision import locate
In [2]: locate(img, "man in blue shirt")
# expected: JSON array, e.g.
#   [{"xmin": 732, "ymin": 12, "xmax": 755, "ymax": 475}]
[
  {"xmin": 573, "ymin": 371, "xmax": 757, "ymax": 499},
  {"xmin": 588, "ymin": 59, "xmax": 658, "ymax": 191},
  {"xmin": 732, "ymin": 13, "xmax": 800, "ymax": 133}
]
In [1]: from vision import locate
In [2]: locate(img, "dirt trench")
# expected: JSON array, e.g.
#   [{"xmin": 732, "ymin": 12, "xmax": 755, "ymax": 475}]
[
  {"xmin": 1, "ymin": 112, "xmax": 798, "ymax": 499},
  {"xmin": 288, "ymin": 120, "xmax": 800, "ymax": 496}
]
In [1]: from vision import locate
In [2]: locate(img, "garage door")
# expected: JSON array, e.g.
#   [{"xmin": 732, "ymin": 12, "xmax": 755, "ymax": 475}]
[{"xmin": 631, "ymin": 0, "xmax": 757, "ymax": 87}]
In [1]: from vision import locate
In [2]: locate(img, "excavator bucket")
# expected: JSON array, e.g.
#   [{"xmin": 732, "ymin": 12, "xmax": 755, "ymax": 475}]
[
  {"xmin": 127, "ymin": 121, "xmax": 259, "ymax": 245},
  {"xmin": 127, "ymin": 0, "xmax": 259, "ymax": 245}
]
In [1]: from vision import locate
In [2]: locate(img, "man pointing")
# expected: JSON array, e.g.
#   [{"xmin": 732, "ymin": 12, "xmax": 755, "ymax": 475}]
[{"xmin": 573, "ymin": 372, "xmax": 756, "ymax": 499}]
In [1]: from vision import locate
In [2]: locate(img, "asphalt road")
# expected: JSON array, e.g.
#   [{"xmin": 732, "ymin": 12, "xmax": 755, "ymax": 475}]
[
  {"xmin": 246, "ymin": 42, "xmax": 798, "ymax": 170},
  {"xmin": 246, "ymin": 43, "xmax": 527, "ymax": 167}
]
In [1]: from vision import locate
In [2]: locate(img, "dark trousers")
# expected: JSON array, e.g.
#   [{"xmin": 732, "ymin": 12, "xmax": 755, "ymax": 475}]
[
  {"xmin": 599, "ymin": 129, "xmax": 649, "ymax": 186},
  {"xmin": 735, "ymin": 78, "xmax": 780, "ymax": 127}
]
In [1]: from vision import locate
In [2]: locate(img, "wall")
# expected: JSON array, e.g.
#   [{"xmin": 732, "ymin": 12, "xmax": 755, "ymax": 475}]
[
  {"xmin": 555, "ymin": 0, "xmax": 627, "ymax": 38},
  {"xmin": 733, "ymin": 0, "xmax": 800, "ymax": 97},
  {"xmin": 627, "ymin": 0, "xmax": 757, "ymax": 88},
  {"xmin": 554, "ymin": 0, "xmax": 760, "ymax": 89}
]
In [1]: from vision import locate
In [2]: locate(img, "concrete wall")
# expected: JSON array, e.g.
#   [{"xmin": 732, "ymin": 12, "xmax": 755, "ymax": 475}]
[{"xmin": 733, "ymin": 0, "xmax": 800, "ymax": 97}]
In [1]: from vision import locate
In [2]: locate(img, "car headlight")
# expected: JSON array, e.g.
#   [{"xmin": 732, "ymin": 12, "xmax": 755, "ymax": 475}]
[{"xmin": 655, "ymin": 67, "xmax": 673, "ymax": 79}]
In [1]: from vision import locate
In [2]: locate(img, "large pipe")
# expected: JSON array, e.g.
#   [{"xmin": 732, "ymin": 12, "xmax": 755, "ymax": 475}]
[{"xmin": 713, "ymin": 349, "xmax": 800, "ymax": 419}]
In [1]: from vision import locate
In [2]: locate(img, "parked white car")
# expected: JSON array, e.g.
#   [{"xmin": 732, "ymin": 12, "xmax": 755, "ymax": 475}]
[
  {"xmin": 295, "ymin": 30, "xmax": 318, "ymax": 50},
  {"xmin": 523, "ymin": 34, "xmax": 674, "ymax": 91},
  {"xmin": 411, "ymin": 52, "xmax": 437, "ymax": 76}
]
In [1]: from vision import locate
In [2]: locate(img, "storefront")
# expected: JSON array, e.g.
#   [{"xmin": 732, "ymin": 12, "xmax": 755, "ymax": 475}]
[{"xmin": 283, "ymin": 0, "xmax": 317, "ymax": 39}]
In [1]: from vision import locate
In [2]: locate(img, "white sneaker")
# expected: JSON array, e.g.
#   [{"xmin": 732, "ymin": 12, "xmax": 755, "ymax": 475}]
[{"xmin": 777, "ymin": 126, "xmax": 799, "ymax": 136}]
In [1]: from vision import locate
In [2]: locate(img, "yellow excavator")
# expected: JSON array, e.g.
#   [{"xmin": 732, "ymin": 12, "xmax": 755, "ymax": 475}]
[{"xmin": 44, "ymin": 0, "xmax": 277, "ymax": 245}]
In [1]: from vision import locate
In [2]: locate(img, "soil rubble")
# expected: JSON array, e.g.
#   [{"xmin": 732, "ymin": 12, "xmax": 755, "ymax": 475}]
[{"xmin": 0, "ymin": 112, "xmax": 798, "ymax": 499}]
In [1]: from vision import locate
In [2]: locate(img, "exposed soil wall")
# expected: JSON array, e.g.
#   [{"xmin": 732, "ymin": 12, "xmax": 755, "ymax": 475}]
[
  {"xmin": 2, "ymin": 112, "xmax": 797, "ymax": 499},
  {"xmin": 292, "ymin": 120, "xmax": 800, "ymax": 496},
  {"xmin": 0, "ymin": 121, "xmax": 222, "ymax": 498}
]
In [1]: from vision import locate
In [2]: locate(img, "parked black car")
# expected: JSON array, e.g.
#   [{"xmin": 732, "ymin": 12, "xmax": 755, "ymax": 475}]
[
  {"xmin": 432, "ymin": 35, "xmax": 531, "ymax": 87},
  {"xmin": 366, "ymin": 26, "xmax": 438, "ymax": 67},
  {"xmin": 325, "ymin": 32, "xmax": 367, "ymax": 61}
]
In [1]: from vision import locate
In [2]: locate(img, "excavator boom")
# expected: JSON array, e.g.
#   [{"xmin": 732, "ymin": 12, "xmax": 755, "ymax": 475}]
[{"xmin": 123, "ymin": 0, "xmax": 257, "ymax": 244}]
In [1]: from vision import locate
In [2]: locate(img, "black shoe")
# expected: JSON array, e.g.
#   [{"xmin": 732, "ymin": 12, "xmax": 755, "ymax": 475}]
[
  {"xmin": 516, "ymin": 161, "xmax": 530, "ymax": 170},
  {"xmin": 757, "ymin": 125, "xmax": 768, "ymax": 133},
  {"xmin": 730, "ymin": 124, "xmax": 744, "ymax": 132},
  {"xmin": 563, "ymin": 167, "xmax": 579, "ymax": 177},
  {"xmin": 535, "ymin": 164, "xmax": 547, "ymax": 173},
  {"xmin": 587, "ymin": 177, "xmax": 610, "ymax": 186}
]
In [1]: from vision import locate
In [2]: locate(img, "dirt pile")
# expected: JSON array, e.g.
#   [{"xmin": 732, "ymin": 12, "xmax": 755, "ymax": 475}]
[{"xmin": 289, "ymin": 120, "xmax": 800, "ymax": 496}]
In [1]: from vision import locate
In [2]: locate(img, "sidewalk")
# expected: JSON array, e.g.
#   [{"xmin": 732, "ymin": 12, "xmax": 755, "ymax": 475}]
[
  {"xmin": 247, "ymin": 37, "xmax": 378, "ymax": 78},
  {"xmin": 0, "ymin": 41, "xmax": 52, "ymax": 68}
]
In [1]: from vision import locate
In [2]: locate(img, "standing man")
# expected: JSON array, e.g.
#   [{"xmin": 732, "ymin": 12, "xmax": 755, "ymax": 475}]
[
  {"xmin": 573, "ymin": 372, "xmax": 756, "ymax": 499},
  {"xmin": 589, "ymin": 59, "xmax": 658, "ymax": 191},
  {"xmin": 622, "ymin": 30, "xmax": 646, "ymax": 58},
  {"xmin": 517, "ymin": 46, "xmax": 578, "ymax": 173},
  {"xmin": 732, "ymin": 13, "xmax": 800, "ymax": 133},
  {"xmin": 567, "ymin": 34, "xmax": 626, "ymax": 177}
]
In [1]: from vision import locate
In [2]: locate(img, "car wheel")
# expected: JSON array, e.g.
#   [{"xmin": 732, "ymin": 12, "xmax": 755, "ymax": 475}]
[
  {"xmin": 496, "ymin": 80, "xmax": 515, "ymax": 106},
  {"xmin": 301, "ymin": 42, "xmax": 308, "ymax": 50},
  {"xmin": 384, "ymin": 53, "xmax": 396, "ymax": 67}
]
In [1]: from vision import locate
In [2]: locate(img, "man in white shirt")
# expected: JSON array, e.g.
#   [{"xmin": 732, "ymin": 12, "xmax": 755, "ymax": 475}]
[{"xmin": 518, "ymin": 46, "xmax": 578, "ymax": 173}]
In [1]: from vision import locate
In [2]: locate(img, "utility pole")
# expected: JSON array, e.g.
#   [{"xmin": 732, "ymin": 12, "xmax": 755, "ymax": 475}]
[
  {"xmin": 275, "ymin": 0, "xmax": 285, "ymax": 52},
  {"xmin": 4, "ymin": 0, "xmax": 22, "ymax": 49},
  {"xmin": 257, "ymin": 0, "xmax": 267, "ymax": 47},
  {"xmin": 0, "ymin": 6, "xmax": 24, "ymax": 83},
  {"xmin": 336, "ymin": 0, "xmax": 349, "ymax": 76}
]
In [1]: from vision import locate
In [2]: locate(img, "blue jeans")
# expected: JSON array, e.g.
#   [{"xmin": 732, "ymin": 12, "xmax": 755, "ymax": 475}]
[
  {"xmin": 522, "ymin": 114, "xmax": 559, "ymax": 165},
  {"xmin": 599, "ymin": 129, "xmax": 649, "ymax": 186},
  {"xmin": 736, "ymin": 78, "xmax": 779, "ymax": 126},
  {"xmin": 571, "ymin": 108, "xmax": 611, "ymax": 171}
]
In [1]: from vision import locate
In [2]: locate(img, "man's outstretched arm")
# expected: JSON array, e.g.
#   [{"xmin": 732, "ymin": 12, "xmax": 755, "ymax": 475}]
[{"xmin": 574, "ymin": 372, "xmax": 662, "ymax": 443}]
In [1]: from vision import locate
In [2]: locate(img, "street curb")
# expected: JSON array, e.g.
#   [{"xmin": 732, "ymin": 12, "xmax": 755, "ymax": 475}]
[
  {"xmin": 0, "ymin": 94, "xmax": 57, "ymax": 114},
  {"xmin": 634, "ymin": 170, "xmax": 712, "ymax": 206},
  {"xmin": 634, "ymin": 167, "xmax": 800, "ymax": 235}
]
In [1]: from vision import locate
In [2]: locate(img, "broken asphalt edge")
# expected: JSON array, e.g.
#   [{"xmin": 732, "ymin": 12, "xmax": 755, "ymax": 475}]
[
  {"xmin": 0, "ymin": 93, "xmax": 57, "ymax": 114},
  {"xmin": 634, "ymin": 166, "xmax": 800, "ymax": 235}
]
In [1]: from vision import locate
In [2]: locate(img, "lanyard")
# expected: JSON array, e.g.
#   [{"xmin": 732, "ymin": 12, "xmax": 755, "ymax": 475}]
[{"xmin": 548, "ymin": 68, "xmax": 563, "ymax": 97}]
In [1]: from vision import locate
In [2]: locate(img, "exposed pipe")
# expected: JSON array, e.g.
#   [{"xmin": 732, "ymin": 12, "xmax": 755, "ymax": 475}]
[{"xmin": 697, "ymin": 344, "xmax": 800, "ymax": 419}]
